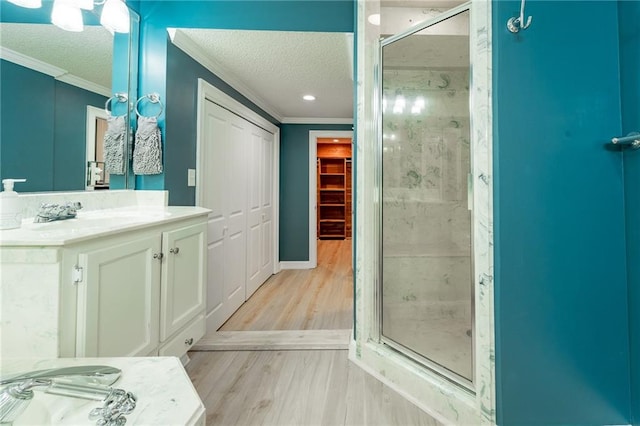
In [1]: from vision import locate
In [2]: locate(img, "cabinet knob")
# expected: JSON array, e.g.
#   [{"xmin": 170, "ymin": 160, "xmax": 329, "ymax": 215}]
[
  {"xmin": 185, "ymin": 338, "xmax": 194, "ymax": 346},
  {"xmin": 169, "ymin": 247, "xmax": 180, "ymax": 254},
  {"xmin": 153, "ymin": 253, "xmax": 164, "ymax": 260}
]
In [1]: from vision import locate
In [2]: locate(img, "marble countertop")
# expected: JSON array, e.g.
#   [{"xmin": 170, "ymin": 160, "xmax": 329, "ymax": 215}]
[
  {"xmin": 0, "ymin": 206, "xmax": 210, "ymax": 247},
  {"xmin": 1, "ymin": 357, "xmax": 205, "ymax": 426}
]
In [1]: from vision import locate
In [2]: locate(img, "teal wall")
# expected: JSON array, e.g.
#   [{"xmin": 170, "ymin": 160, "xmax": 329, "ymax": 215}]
[
  {"xmin": 619, "ymin": 2, "xmax": 640, "ymax": 423},
  {"xmin": 137, "ymin": 0, "xmax": 354, "ymax": 260},
  {"xmin": 165, "ymin": 40, "xmax": 278, "ymax": 206},
  {"xmin": 493, "ymin": 1, "xmax": 632, "ymax": 424},
  {"xmin": 0, "ymin": 60, "xmax": 106, "ymax": 192},
  {"xmin": 280, "ymin": 124, "xmax": 352, "ymax": 261},
  {"xmin": 135, "ymin": 0, "xmax": 354, "ymax": 193}
]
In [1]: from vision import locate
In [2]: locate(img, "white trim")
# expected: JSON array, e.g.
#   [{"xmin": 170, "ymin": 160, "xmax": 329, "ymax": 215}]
[
  {"xmin": 195, "ymin": 78, "xmax": 280, "ymax": 273},
  {"xmin": 170, "ymin": 29, "xmax": 284, "ymax": 123},
  {"xmin": 346, "ymin": 33, "xmax": 355, "ymax": 81},
  {"xmin": 1, "ymin": 47, "xmax": 110, "ymax": 97},
  {"xmin": 279, "ymin": 261, "xmax": 315, "ymax": 270},
  {"xmin": 282, "ymin": 117, "xmax": 354, "ymax": 125},
  {"xmin": 308, "ymin": 130, "xmax": 354, "ymax": 268},
  {"xmin": 85, "ymin": 105, "xmax": 109, "ymax": 190},
  {"xmin": 57, "ymin": 74, "xmax": 111, "ymax": 98}
]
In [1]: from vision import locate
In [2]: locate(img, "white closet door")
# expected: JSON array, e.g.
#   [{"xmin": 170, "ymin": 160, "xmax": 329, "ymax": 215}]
[
  {"xmin": 246, "ymin": 125, "xmax": 274, "ymax": 297},
  {"xmin": 201, "ymin": 100, "xmax": 247, "ymax": 331}
]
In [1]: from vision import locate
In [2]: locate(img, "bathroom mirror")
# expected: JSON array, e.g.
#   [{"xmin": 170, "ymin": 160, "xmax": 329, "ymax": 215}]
[{"xmin": 0, "ymin": 3, "xmax": 139, "ymax": 192}]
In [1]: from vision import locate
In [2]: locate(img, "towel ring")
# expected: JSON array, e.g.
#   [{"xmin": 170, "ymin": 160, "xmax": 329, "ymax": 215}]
[
  {"xmin": 105, "ymin": 93, "xmax": 128, "ymax": 117},
  {"xmin": 135, "ymin": 93, "xmax": 164, "ymax": 119}
]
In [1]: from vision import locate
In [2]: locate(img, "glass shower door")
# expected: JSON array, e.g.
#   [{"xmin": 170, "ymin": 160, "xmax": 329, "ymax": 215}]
[{"xmin": 380, "ymin": 8, "xmax": 473, "ymax": 385}]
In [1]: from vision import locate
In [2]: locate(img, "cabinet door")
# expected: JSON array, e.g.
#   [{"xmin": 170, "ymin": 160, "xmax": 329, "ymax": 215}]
[
  {"xmin": 160, "ymin": 223, "xmax": 207, "ymax": 341},
  {"xmin": 76, "ymin": 235, "xmax": 161, "ymax": 357}
]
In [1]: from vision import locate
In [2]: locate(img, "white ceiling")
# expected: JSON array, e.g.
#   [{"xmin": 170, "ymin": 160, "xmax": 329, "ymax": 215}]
[
  {"xmin": 170, "ymin": 29, "xmax": 354, "ymax": 123},
  {"xmin": 0, "ymin": 1, "xmax": 468, "ymax": 124},
  {"xmin": 0, "ymin": 22, "xmax": 113, "ymax": 94}
]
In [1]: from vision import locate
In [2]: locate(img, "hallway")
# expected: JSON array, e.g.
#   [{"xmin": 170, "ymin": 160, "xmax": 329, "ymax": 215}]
[{"xmin": 185, "ymin": 240, "xmax": 441, "ymax": 425}]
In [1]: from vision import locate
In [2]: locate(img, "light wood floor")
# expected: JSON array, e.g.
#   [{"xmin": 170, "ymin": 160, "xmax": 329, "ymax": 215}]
[
  {"xmin": 185, "ymin": 349, "xmax": 442, "ymax": 426},
  {"xmin": 220, "ymin": 239, "xmax": 353, "ymax": 331},
  {"xmin": 187, "ymin": 239, "xmax": 440, "ymax": 425}
]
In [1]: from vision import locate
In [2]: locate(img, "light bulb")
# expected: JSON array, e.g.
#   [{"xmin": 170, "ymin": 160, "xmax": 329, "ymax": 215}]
[
  {"xmin": 101, "ymin": 0, "xmax": 130, "ymax": 34},
  {"xmin": 51, "ymin": 0, "xmax": 83, "ymax": 32},
  {"xmin": 7, "ymin": 0, "xmax": 42, "ymax": 8},
  {"xmin": 73, "ymin": 0, "xmax": 94, "ymax": 10}
]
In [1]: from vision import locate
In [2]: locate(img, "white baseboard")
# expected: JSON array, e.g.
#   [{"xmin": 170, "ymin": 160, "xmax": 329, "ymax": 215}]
[{"xmin": 279, "ymin": 261, "xmax": 314, "ymax": 270}]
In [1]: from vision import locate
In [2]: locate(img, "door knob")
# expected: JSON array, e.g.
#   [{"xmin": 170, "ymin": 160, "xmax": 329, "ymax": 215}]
[
  {"xmin": 153, "ymin": 253, "xmax": 164, "ymax": 260},
  {"xmin": 169, "ymin": 247, "xmax": 180, "ymax": 254}
]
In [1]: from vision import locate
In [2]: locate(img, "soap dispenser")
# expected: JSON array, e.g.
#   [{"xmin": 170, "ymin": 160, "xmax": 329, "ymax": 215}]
[{"xmin": 0, "ymin": 178, "xmax": 27, "ymax": 230}]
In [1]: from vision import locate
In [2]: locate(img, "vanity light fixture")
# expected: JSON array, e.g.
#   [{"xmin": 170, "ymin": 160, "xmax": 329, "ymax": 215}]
[
  {"xmin": 52, "ymin": 0, "xmax": 84, "ymax": 32},
  {"xmin": 100, "ymin": 0, "xmax": 130, "ymax": 34},
  {"xmin": 7, "ymin": 0, "xmax": 41, "ymax": 8},
  {"xmin": 12, "ymin": 0, "xmax": 129, "ymax": 33},
  {"xmin": 303, "ymin": 95, "xmax": 316, "ymax": 101}
]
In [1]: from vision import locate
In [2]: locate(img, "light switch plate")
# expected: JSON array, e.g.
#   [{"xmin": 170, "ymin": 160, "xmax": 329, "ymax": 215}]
[{"xmin": 187, "ymin": 169, "xmax": 196, "ymax": 187}]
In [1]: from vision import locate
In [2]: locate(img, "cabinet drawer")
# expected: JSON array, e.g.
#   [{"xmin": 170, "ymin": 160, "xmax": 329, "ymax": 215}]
[{"xmin": 158, "ymin": 314, "xmax": 205, "ymax": 357}]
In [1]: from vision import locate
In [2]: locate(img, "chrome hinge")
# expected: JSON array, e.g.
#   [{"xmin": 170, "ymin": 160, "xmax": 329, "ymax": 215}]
[{"xmin": 72, "ymin": 265, "xmax": 83, "ymax": 284}]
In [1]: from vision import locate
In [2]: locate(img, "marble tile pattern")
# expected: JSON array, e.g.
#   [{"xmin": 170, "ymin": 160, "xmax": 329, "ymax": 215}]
[
  {"xmin": 0, "ymin": 357, "xmax": 205, "ymax": 425},
  {"xmin": 352, "ymin": 1, "xmax": 495, "ymax": 424},
  {"xmin": 381, "ymin": 65, "xmax": 473, "ymax": 380}
]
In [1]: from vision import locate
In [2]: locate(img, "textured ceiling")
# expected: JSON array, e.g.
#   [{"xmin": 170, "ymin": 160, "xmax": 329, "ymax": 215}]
[
  {"xmin": 0, "ymin": 22, "xmax": 113, "ymax": 91},
  {"xmin": 173, "ymin": 29, "xmax": 354, "ymax": 121}
]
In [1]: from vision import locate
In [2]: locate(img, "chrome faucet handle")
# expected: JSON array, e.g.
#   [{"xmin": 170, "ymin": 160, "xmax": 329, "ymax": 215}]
[
  {"xmin": 89, "ymin": 388, "xmax": 137, "ymax": 426},
  {"xmin": 0, "ymin": 366, "xmax": 122, "ymax": 423},
  {"xmin": 1, "ymin": 365, "xmax": 121, "ymax": 387}
]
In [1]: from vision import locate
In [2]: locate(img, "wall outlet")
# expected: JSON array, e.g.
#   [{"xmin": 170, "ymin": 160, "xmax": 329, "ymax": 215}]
[{"xmin": 187, "ymin": 169, "xmax": 196, "ymax": 187}]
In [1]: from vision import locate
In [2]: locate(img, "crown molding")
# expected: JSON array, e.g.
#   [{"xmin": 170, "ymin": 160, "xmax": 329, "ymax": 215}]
[
  {"xmin": 57, "ymin": 74, "xmax": 111, "ymax": 97},
  {"xmin": 281, "ymin": 117, "xmax": 354, "ymax": 125},
  {"xmin": 1, "ymin": 46, "xmax": 66, "ymax": 78},
  {"xmin": 169, "ymin": 29, "xmax": 284, "ymax": 123},
  {"xmin": 1, "ymin": 46, "xmax": 110, "ymax": 97}
]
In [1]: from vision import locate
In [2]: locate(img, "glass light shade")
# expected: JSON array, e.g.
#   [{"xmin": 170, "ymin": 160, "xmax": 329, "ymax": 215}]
[
  {"xmin": 100, "ymin": 0, "xmax": 130, "ymax": 34},
  {"xmin": 51, "ymin": 0, "xmax": 83, "ymax": 32},
  {"xmin": 72, "ymin": 0, "xmax": 94, "ymax": 10},
  {"xmin": 7, "ymin": 0, "xmax": 42, "ymax": 8}
]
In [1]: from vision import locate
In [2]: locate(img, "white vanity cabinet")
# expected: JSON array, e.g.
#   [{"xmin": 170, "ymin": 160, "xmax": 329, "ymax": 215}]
[
  {"xmin": 0, "ymin": 207, "xmax": 209, "ymax": 361},
  {"xmin": 74, "ymin": 233, "xmax": 161, "ymax": 358}
]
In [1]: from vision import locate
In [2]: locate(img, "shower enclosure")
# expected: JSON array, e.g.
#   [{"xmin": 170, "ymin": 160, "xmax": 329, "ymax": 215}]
[{"xmin": 379, "ymin": 6, "xmax": 473, "ymax": 386}]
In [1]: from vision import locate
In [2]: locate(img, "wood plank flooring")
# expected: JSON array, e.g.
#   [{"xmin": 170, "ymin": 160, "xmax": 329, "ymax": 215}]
[
  {"xmin": 219, "ymin": 239, "xmax": 353, "ymax": 331},
  {"xmin": 187, "ymin": 239, "xmax": 440, "ymax": 425},
  {"xmin": 185, "ymin": 350, "xmax": 443, "ymax": 426}
]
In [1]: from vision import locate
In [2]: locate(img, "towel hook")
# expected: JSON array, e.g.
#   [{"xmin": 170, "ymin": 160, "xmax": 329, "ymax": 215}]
[
  {"xmin": 105, "ymin": 93, "xmax": 128, "ymax": 117},
  {"xmin": 135, "ymin": 93, "xmax": 164, "ymax": 119},
  {"xmin": 507, "ymin": 0, "xmax": 532, "ymax": 33}
]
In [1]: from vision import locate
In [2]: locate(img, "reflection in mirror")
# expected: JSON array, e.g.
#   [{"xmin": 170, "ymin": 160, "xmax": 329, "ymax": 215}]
[
  {"xmin": 0, "ymin": 5, "xmax": 139, "ymax": 192},
  {"xmin": 380, "ymin": 8, "xmax": 473, "ymax": 386}
]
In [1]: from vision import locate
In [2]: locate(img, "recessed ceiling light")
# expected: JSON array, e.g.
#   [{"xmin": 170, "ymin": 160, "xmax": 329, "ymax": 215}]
[
  {"xmin": 368, "ymin": 14, "xmax": 380, "ymax": 26},
  {"xmin": 333, "ymin": 139, "xmax": 339, "ymax": 142},
  {"xmin": 303, "ymin": 95, "xmax": 316, "ymax": 101}
]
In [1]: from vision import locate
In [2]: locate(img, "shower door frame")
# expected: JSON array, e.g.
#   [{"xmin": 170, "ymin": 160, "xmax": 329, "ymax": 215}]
[
  {"xmin": 377, "ymin": 3, "xmax": 476, "ymax": 391},
  {"xmin": 350, "ymin": 0, "xmax": 495, "ymax": 423}
]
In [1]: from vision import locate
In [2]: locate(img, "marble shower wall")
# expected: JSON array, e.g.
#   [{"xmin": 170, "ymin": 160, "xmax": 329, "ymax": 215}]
[{"xmin": 382, "ymin": 68, "xmax": 472, "ymax": 304}]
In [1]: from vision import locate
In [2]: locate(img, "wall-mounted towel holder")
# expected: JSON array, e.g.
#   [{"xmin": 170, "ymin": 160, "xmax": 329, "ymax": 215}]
[
  {"xmin": 135, "ymin": 93, "xmax": 164, "ymax": 119},
  {"xmin": 507, "ymin": 0, "xmax": 532, "ymax": 33},
  {"xmin": 611, "ymin": 132, "xmax": 640, "ymax": 150},
  {"xmin": 105, "ymin": 93, "xmax": 128, "ymax": 117}
]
